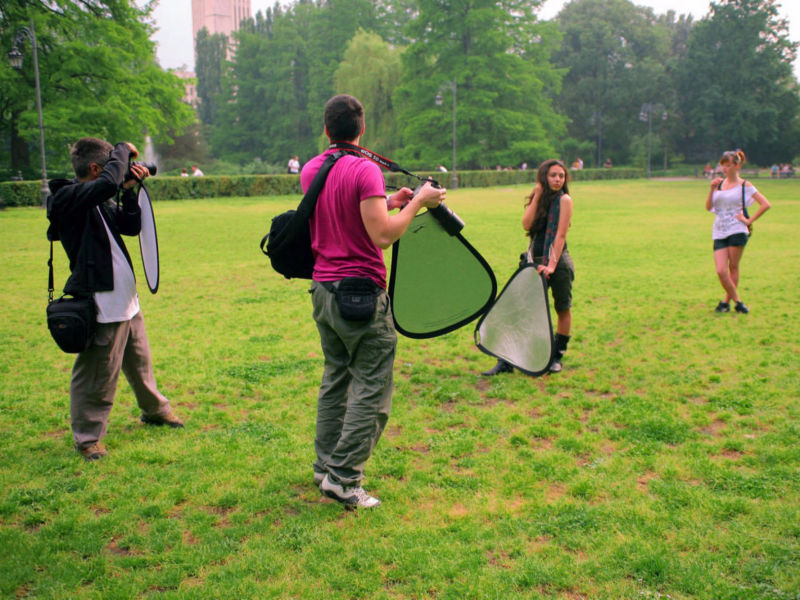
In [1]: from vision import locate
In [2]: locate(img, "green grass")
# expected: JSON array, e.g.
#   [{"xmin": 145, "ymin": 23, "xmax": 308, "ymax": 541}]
[{"xmin": 1, "ymin": 179, "xmax": 799, "ymax": 599}]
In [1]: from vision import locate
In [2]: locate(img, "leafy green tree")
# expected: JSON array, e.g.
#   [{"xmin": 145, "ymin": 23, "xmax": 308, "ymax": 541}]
[
  {"xmin": 676, "ymin": 0, "xmax": 800, "ymax": 164},
  {"xmin": 153, "ymin": 121, "xmax": 212, "ymax": 173},
  {"xmin": 395, "ymin": 0, "xmax": 566, "ymax": 171},
  {"xmin": 210, "ymin": 0, "xmax": 386, "ymax": 164},
  {"xmin": 210, "ymin": 5, "xmax": 313, "ymax": 164},
  {"xmin": 195, "ymin": 28, "xmax": 228, "ymax": 127},
  {"xmin": 333, "ymin": 29, "xmax": 403, "ymax": 156},
  {"xmin": 0, "ymin": 0, "xmax": 194, "ymax": 178},
  {"xmin": 553, "ymin": 0, "xmax": 672, "ymax": 167}
]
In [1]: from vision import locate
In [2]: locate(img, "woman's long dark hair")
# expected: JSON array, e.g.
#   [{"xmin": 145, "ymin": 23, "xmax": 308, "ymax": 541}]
[{"xmin": 525, "ymin": 159, "xmax": 569, "ymax": 233}]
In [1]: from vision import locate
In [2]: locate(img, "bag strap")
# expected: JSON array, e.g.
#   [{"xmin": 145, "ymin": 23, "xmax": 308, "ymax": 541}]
[
  {"xmin": 48, "ymin": 241, "xmax": 54, "ymax": 304},
  {"xmin": 741, "ymin": 182, "xmax": 749, "ymax": 218},
  {"xmin": 48, "ymin": 206, "xmax": 96, "ymax": 303},
  {"xmin": 261, "ymin": 150, "xmax": 348, "ymax": 255}
]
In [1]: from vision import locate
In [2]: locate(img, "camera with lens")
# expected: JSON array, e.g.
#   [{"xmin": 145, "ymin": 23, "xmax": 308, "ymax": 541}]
[
  {"xmin": 125, "ymin": 161, "xmax": 157, "ymax": 182},
  {"xmin": 411, "ymin": 180, "xmax": 464, "ymax": 236}
]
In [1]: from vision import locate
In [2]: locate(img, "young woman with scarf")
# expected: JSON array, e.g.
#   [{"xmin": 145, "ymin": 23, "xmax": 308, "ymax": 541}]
[{"xmin": 483, "ymin": 159, "xmax": 575, "ymax": 375}]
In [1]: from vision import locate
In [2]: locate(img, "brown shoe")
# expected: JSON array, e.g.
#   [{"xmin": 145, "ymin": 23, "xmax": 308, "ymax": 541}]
[
  {"xmin": 140, "ymin": 411, "xmax": 184, "ymax": 428},
  {"xmin": 77, "ymin": 442, "xmax": 108, "ymax": 461}
]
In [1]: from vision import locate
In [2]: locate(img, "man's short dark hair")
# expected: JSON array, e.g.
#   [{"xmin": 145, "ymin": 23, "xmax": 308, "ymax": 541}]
[
  {"xmin": 71, "ymin": 137, "xmax": 113, "ymax": 178},
  {"xmin": 324, "ymin": 95, "xmax": 365, "ymax": 142}
]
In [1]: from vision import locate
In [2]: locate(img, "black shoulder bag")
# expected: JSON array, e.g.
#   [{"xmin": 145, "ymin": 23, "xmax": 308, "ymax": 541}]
[
  {"xmin": 260, "ymin": 151, "xmax": 347, "ymax": 279},
  {"xmin": 45, "ymin": 191, "xmax": 97, "ymax": 354}
]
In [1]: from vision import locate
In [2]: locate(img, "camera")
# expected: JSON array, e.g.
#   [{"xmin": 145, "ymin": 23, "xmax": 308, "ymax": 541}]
[
  {"xmin": 125, "ymin": 161, "xmax": 157, "ymax": 181},
  {"xmin": 411, "ymin": 181, "xmax": 464, "ymax": 236}
]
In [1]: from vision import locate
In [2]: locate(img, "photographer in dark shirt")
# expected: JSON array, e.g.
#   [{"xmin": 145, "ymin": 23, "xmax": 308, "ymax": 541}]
[{"xmin": 48, "ymin": 138, "xmax": 183, "ymax": 461}]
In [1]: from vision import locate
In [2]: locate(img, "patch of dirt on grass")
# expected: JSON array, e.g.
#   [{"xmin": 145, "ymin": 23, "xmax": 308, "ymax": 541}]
[
  {"xmin": 486, "ymin": 548, "xmax": 514, "ymax": 568},
  {"xmin": 474, "ymin": 379, "xmax": 491, "ymax": 392},
  {"xmin": 702, "ymin": 419, "xmax": 728, "ymax": 436},
  {"xmin": 106, "ymin": 537, "xmax": 136, "ymax": 556},
  {"xmin": 602, "ymin": 442, "xmax": 616, "ymax": 455},
  {"xmin": 545, "ymin": 483, "xmax": 566, "ymax": 503},
  {"xmin": 181, "ymin": 576, "xmax": 204, "ymax": 588},
  {"xmin": 715, "ymin": 448, "xmax": 744, "ymax": 461},
  {"xmin": 637, "ymin": 471, "xmax": 658, "ymax": 492},
  {"xmin": 385, "ymin": 425, "xmax": 402, "ymax": 438},
  {"xmin": 181, "ymin": 529, "xmax": 200, "ymax": 546},
  {"xmin": 527, "ymin": 534, "xmax": 552, "ymax": 553}
]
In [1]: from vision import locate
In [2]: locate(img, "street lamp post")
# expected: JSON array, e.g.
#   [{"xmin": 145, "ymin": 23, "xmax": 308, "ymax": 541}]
[
  {"xmin": 639, "ymin": 103, "xmax": 666, "ymax": 179},
  {"xmin": 590, "ymin": 110, "xmax": 602, "ymax": 168},
  {"xmin": 435, "ymin": 81, "xmax": 458, "ymax": 190},
  {"xmin": 9, "ymin": 18, "xmax": 48, "ymax": 208}
]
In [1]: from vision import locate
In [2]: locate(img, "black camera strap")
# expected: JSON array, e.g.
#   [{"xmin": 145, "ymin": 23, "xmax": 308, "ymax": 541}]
[
  {"xmin": 48, "ymin": 240, "xmax": 54, "ymax": 303},
  {"xmin": 328, "ymin": 142, "xmax": 439, "ymax": 188}
]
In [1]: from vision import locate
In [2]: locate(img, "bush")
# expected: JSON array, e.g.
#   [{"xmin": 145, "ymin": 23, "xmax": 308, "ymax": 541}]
[
  {"xmin": 0, "ymin": 168, "xmax": 644, "ymax": 207},
  {"xmin": 0, "ymin": 181, "xmax": 42, "ymax": 207}
]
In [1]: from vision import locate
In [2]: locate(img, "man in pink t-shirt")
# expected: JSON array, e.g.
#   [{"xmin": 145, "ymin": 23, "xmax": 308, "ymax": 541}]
[{"xmin": 301, "ymin": 94, "xmax": 445, "ymax": 509}]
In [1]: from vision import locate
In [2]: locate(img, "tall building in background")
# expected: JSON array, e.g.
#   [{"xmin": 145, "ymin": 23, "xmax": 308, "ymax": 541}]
[{"xmin": 191, "ymin": 0, "xmax": 251, "ymax": 42}]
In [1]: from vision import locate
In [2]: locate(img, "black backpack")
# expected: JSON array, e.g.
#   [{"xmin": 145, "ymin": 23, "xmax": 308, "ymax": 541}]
[{"xmin": 260, "ymin": 151, "xmax": 346, "ymax": 279}]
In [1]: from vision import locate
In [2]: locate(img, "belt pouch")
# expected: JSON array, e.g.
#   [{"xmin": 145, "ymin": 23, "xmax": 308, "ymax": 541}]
[{"xmin": 331, "ymin": 277, "xmax": 378, "ymax": 322}]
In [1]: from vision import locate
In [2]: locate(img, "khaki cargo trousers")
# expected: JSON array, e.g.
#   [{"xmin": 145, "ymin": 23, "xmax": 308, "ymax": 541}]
[{"xmin": 310, "ymin": 281, "xmax": 396, "ymax": 487}]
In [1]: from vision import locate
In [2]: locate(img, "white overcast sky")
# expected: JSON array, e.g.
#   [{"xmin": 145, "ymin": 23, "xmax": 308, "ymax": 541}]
[{"xmin": 150, "ymin": 0, "xmax": 800, "ymax": 75}]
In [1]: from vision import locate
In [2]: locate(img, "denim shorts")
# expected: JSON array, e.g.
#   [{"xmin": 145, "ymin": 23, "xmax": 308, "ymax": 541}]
[{"xmin": 713, "ymin": 232, "xmax": 749, "ymax": 251}]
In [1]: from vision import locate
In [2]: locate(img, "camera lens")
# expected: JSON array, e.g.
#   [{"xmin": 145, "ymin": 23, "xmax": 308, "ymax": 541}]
[{"xmin": 429, "ymin": 203, "xmax": 464, "ymax": 236}]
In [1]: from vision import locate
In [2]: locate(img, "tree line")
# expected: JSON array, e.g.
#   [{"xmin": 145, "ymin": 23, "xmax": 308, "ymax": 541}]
[{"xmin": 2, "ymin": 0, "xmax": 798, "ymax": 179}]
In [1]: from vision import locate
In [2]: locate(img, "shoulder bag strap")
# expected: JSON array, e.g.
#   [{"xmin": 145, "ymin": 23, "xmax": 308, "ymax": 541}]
[
  {"xmin": 261, "ymin": 150, "xmax": 348, "ymax": 256},
  {"xmin": 48, "ymin": 241, "xmax": 54, "ymax": 303},
  {"xmin": 741, "ymin": 182, "xmax": 749, "ymax": 218}
]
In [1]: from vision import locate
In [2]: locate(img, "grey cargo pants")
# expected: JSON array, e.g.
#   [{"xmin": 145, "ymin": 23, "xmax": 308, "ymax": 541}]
[{"xmin": 310, "ymin": 281, "xmax": 396, "ymax": 486}]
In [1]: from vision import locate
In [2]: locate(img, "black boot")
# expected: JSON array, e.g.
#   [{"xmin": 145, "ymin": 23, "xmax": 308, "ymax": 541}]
[
  {"xmin": 549, "ymin": 334, "xmax": 570, "ymax": 373},
  {"xmin": 482, "ymin": 359, "xmax": 514, "ymax": 376}
]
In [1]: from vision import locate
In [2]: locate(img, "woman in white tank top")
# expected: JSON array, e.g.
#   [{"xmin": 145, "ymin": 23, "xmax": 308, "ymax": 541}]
[{"xmin": 705, "ymin": 149, "xmax": 770, "ymax": 314}]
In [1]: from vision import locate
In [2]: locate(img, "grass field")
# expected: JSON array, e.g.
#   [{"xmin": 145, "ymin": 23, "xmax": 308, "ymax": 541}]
[{"xmin": 1, "ymin": 178, "xmax": 799, "ymax": 599}]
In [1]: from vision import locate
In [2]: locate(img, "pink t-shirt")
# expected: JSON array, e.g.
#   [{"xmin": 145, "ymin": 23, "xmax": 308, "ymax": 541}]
[{"xmin": 301, "ymin": 150, "xmax": 387, "ymax": 288}]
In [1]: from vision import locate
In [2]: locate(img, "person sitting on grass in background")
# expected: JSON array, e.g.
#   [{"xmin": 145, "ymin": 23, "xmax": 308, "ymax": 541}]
[
  {"xmin": 47, "ymin": 138, "xmax": 183, "ymax": 461},
  {"xmin": 706, "ymin": 149, "xmax": 770, "ymax": 314}
]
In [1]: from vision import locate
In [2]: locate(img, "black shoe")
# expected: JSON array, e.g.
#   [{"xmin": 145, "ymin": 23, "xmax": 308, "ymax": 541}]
[
  {"xmin": 735, "ymin": 301, "xmax": 749, "ymax": 314},
  {"xmin": 715, "ymin": 301, "xmax": 730, "ymax": 313},
  {"xmin": 482, "ymin": 360, "xmax": 513, "ymax": 376}
]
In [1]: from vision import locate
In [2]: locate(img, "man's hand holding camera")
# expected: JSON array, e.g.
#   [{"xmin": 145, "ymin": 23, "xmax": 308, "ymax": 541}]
[
  {"xmin": 413, "ymin": 180, "xmax": 447, "ymax": 209},
  {"xmin": 388, "ymin": 181, "xmax": 445, "ymax": 211},
  {"xmin": 122, "ymin": 143, "xmax": 151, "ymax": 189},
  {"xmin": 123, "ymin": 162, "xmax": 150, "ymax": 189}
]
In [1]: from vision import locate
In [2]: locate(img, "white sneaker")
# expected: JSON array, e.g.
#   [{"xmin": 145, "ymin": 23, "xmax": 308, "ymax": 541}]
[{"xmin": 320, "ymin": 474, "xmax": 381, "ymax": 509}]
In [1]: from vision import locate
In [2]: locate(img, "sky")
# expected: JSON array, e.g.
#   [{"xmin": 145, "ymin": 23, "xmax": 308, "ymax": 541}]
[{"xmin": 149, "ymin": 0, "xmax": 800, "ymax": 74}]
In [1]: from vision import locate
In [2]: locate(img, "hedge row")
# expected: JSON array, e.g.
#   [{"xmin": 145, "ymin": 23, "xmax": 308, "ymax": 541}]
[{"xmin": 0, "ymin": 168, "xmax": 642, "ymax": 207}]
